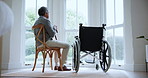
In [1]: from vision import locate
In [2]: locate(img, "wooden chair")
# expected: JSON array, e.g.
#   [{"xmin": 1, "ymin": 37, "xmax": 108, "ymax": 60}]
[{"xmin": 32, "ymin": 24, "xmax": 63, "ymax": 72}]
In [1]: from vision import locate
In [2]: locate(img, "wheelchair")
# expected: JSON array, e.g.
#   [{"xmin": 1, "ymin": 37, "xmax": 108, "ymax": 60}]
[{"xmin": 72, "ymin": 23, "xmax": 111, "ymax": 73}]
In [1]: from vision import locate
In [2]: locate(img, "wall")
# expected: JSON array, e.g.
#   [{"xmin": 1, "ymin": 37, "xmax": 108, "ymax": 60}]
[
  {"xmin": 124, "ymin": 0, "xmax": 148, "ymax": 71},
  {"xmin": 1, "ymin": 0, "xmax": 25, "ymax": 69},
  {"xmin": 0, "ymin": 36, "xmax": 2, "ymax": 75},
  {"xmin": 131, "ymin": 0, "xmax": 148, "ymax": 71},
  {"xmin": 124, "ymin": 0, "xmax": 135, "ymax": 71},
  {"xmin": 1, "ymin": 0, "xmax": 12, "ymax": 69}
]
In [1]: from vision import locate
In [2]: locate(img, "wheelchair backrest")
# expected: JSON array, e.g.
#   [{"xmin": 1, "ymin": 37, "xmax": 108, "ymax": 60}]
[{"xmin": 79, "ymin": 25, "xmax": 103, "ymax": 51}]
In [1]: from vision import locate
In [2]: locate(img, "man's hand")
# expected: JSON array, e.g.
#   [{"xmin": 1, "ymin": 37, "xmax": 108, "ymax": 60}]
[{"xmin": 53, "ymin": 25, "xmax": 58, "ymax": 33}]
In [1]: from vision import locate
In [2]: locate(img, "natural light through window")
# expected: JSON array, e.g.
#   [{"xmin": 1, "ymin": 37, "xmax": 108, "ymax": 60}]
[
  {"xmin": 24, "ymin": 0, "xmax": 124, "ymax": 67},
  {"xmin": 66, "ymin": 0, "xmax": 88, "ymax": 30},
  {"xmin": 25, "ymin": 0, "xmax": 47, "ymax": 65},
  {"xmin": 106, "ymin": 0, "xmax": 124, "ymax": 66},
  {"xmin": 65, "ymin": 0, "xmax": 88, "ymax": 62}
]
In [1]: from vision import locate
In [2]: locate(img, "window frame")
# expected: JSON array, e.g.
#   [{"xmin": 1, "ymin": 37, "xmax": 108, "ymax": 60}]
[
  {"xmin": 104, "ymin": 0, "xmax": 125, "ymax": 69},
  {"xmin": 24, "ymin": 0, "xmax": 48, "ymax": 66}
]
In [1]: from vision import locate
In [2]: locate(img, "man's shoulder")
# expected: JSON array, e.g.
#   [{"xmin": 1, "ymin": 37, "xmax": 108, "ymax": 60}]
[
  {"xmin": 37, "ymin": 16, "xmax": 50, "ymax": 24},
  {"xmin": 38, "ymin": 16, "xmax": 48, "ymax": 21},
  {"xmin": 34, "ymin": 16, "xmax": 50, "ymax": 26}
]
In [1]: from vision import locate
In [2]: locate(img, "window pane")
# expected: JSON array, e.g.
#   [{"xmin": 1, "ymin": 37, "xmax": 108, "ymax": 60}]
[
  {"xmin": 115, "ymin": 27, "xmax": 124, "ymax": 65},
  {"xmin": 25, "ymin": 0, "xmax": 36, "ymax": 64},
  {"xmin": 25, "ymin": 0, "xmax": 48, "ymax": 64},
  {"xmin": 106, "ymin": 0, "xmax": 115, "ymax": 26},
  {"xmin": 37, "ymin": 0, "xmax": 47, "ymax": 18},
  {"xmin": 78, "ymin": 0, "xmax": 88, "ymax": 25},
  {"xmin": 65, "ymin": 31, "xmax": 78, "ymax": 62},
  {"xmin": 37, "ymin": 0, "xmax": 47, "ymax": 9},
  {"xmin": 65, "ymin": 0, "xmax": 88, "ymax": 64},
  {"xmin": 106, "ymin": 0, "xmax": 124, "ymax": 66},
  {"xmin": 106, "ymin": 29, "xmax": 115, "ymax": 64},
  {"xmin": 66, "ymin": 31, "xmax": 78, "ymax": 45},
  {"xmin": 66, "ymin": 0, "xmax": 88, "ymax": 30},
  {"xmin": 25, "ymin": 0, "xmax": 36, "ymax": 27},
  {"xmin": 115, "ymin": 0, "xmax": 124, "ymax": 25},
  {"xmin": 25, "ymin": 32, "xmax": 35, "ymax": 64},
  {"xmin": 66, "ymin": 0, "xmax": 77, "ymax": 29}
]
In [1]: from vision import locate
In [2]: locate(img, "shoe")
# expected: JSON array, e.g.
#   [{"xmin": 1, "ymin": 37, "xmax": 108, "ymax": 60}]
[
  {"xmin": 58, "ymin": 65, "xmax": 71, "ymax": 71},
  {"xmin": 54, "ymin": 66, "xmax": 58, "ymax": 70}
]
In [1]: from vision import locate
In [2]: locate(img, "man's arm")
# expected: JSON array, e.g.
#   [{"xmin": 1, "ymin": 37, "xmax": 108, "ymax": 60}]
[{"xmin": 44, "ymin": 20, "xmax": 56, "ymax": 37}]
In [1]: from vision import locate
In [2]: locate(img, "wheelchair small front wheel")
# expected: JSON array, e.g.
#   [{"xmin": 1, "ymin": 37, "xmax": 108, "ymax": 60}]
[{"xmin": 96, "ymin": 64, "xmax": 99, "ymax": 70}]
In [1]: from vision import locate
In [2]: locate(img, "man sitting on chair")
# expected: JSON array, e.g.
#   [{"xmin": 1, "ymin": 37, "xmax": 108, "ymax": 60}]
[{"xmin": 33, "ymin": 6, "xmax": 71, "ymax": 71}]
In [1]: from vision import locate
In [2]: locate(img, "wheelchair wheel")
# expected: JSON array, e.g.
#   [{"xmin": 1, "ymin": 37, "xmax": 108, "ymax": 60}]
[
  {"xmin": 72, "ymin": 42, "xmax": 77, "ymax": 70},
  {"xmin": 99, "ymin": 40, "xmax": 111, "ymax": 72},
  {"xmin": 72, "ymin": 40, "xmax": 80, "ymax": 73},
  {"xmin": 75, "ymin": 40, "xmax": 80, "ymax": 73}
]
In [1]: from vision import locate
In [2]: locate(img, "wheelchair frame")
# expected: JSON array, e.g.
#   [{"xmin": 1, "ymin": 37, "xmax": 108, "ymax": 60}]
[{"xmin": 72, "ymin": 23, "xmax": 112, "ymax": 73}]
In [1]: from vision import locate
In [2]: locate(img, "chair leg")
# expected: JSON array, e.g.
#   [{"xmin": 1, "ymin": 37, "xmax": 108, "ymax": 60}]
[
  {"xmin": 32, "ymin": 58, "xmax": 37, "ymax": 71},
  {"xmin": 42, "ymin": 52, "xmax": 46, "ymax": 73},
  {"xmin": 32, "ymin": 51, "xmax": 39, "ymax": 71},
  {"xmin": 50, "ymin": 57, "xmax": 53, "ymax": 70},
  {"xmin": 49, "ymin": 51, "xmax": 54, "ymax": 70}
]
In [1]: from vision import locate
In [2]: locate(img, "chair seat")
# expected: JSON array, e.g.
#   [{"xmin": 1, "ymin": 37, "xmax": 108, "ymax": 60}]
[{"xmin": 37, "ymin": 45, "xmax": 60, "ymax": 50}]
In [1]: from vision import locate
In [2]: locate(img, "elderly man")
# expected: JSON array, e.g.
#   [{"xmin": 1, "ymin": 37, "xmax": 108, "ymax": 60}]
[{"xmin": 33, "ymin": 6, "xmax": 71, "ymax": 71}]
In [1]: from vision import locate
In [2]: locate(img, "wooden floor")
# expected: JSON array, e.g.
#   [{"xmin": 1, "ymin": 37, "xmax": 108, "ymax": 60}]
[
  {"xmin": 125, "ymin": 71, "xmax": 148, "ymax": 78},
  {"xmin": 1, "ymin": 67, "xmax": 148, "ymax": 78}
]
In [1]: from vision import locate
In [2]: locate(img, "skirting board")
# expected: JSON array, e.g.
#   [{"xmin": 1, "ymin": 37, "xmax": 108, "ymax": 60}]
[
  {"xmin": 1, "ymin": 62, "xmax": 22, "ymax": 70},
  {"xmin": 134, "ymin": 64, "xmax": 147, "ymax": 71},
  {"xmin": 124, "ymin": 64, "xmax": 146, "ymax": 71}
]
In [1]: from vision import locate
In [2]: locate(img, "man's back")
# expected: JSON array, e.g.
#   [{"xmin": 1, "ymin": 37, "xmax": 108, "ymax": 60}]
[{"xmin": 33, "ymin": 16, "xmax": 56, "ymax": 46}]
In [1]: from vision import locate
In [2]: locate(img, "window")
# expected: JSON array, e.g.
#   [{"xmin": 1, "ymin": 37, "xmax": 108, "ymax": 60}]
[
  {"xmin": 105, "ymin": 0, "xmax": 124, "ymax": 66},
  {"xmin": 24, "ymin": 0, "xmax": 124, "ymax": 68},
  {"xmin": 25, "ymin": 0, "xmax": 88, "ymax": 65},
  {"xmin": 65, "ymin": 0, "xmax": 88, "ymax": 44},
  {"xmin": 66, "ymin": 0, "xmax": 88, "ymax": 30},
  {"xmin": 25, "ymin": 0, "xmax": 47, "ymax": 65},
  {"xmin": 65, "ymin": 0, "xmax": 88, "ymax": 61}
]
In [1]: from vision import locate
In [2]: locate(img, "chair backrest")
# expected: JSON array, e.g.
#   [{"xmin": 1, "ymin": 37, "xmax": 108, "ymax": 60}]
[{"xmin": 32, "ymin": 24, "xmax": 48, "ymax": 49}]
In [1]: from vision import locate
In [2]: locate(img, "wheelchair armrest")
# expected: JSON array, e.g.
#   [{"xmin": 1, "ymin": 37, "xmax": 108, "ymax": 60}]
[
  {"xmin": 75, "ymin": 36, "xmax": 78, "ymax": 38},
  {"xmin": 75, "ymin": 36, "xmax": 79, "ymax": 40},
  {"xmin": 74, "ymin": 36, "xmax": 80, "ymax": 45},
  {"xmin": 102, "ymin": 24, "xmax": 106, "ymax": 30}
]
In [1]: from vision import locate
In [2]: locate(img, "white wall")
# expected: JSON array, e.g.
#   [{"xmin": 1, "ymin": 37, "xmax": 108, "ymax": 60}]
[
  {"xmin": 1, "ymin": 0, "xmax": 25, "ymax": 69},
  {"xmin": 1, "ymin": 0, "xmax": 12, "ymax": 70},
  {"xmin": 124, "ymin": 0, "xmax": 148, "ymax": 71},
  {"xmin": 0, "ymin": 36, "xmax": 2, "ymax": 74},
  {"xmin": 124, "ymin": 0, "xmax": 135, "ymax": 71},
  {"xmin": 131, "ymin": 0, "xmax": 148, "ymax": 71}
]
